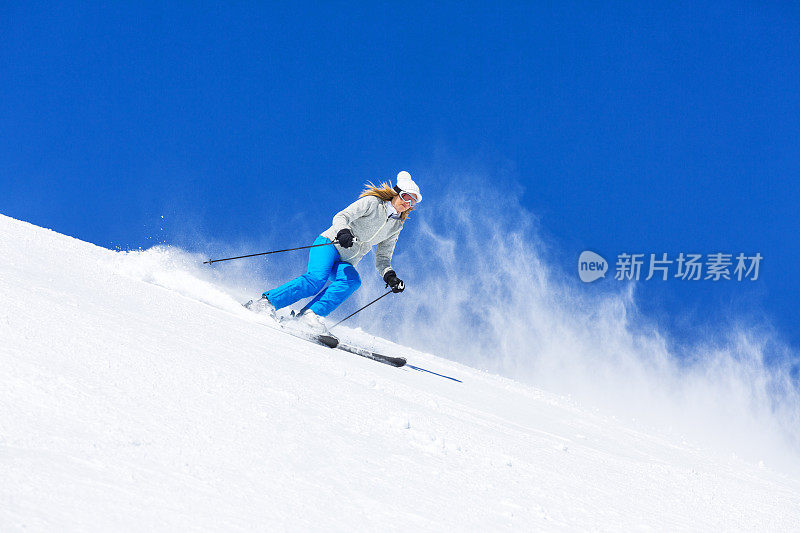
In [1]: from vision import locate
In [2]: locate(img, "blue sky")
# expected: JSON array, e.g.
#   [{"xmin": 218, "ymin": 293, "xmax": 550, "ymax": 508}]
[{"xmin": 2, "ymin": 2, "xmax": 799, "ymax": 354}]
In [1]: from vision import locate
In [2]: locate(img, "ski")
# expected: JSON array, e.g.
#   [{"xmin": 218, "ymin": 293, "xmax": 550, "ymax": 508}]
[
  {"xmin": 314, "ymin": 334, "xmax": 340, "ymax": 348},
  {"xmin": 334, "ymin": 342, "xmax": 406, "ymax": 367},
  {"xmin": 281, "ymin": 329, "xmax": 406, "ymax": 367},
  {"xmin": 269, "ymin": 322, "xmax": 341, "ymax": 350},
  {"xmin": 245, "ymin": 302, "xmax": 406, "ymax": 367},
  {"xmin": 291, "ymin": 331, "xmax": 406, "ymax": 367},
  {"xmin": 246, "ymin": 301, "xmax": 443, "ymax": 374}
]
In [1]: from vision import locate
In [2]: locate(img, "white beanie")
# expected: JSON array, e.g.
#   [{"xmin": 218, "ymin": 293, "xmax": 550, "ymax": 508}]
[{"xmin": 395, "ymin": 171, "xmax": 422, "ymax": 203}]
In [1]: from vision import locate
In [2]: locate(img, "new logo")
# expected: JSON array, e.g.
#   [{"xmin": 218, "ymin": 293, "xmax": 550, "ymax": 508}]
[{"xmin": 579, "ymin": 251, "xmax": 608, "ymax": 283}]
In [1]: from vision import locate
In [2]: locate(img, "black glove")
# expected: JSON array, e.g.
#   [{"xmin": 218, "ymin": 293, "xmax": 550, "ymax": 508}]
[
  {"xmin": 383, "ymin": 270, "xmax": 405, "ymax": 293},
  {"xmin": 336, "ymin": 228, "xmax": 354, "ymax": 248}
]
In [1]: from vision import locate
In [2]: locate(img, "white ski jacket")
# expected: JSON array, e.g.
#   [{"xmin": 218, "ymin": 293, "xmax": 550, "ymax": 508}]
[{"xmin": 321, "ymin": 196, "xmax": 404, "ymax": 275}]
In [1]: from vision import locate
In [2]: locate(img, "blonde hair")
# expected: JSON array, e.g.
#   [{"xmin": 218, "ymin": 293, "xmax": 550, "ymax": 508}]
[{"xmin": 359, "ymin": 181, "xmax": 414, "ymax": 221}]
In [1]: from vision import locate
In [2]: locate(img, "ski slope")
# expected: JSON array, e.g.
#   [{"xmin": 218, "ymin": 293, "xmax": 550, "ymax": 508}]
[{"xmin": 1, "ymin": 213, "xmax": 799, "ymax": 531}]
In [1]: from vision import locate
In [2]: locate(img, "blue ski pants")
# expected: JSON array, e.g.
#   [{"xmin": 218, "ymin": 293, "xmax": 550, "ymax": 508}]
[{"xmin": 263, "ymin": 236, "xmax": 361, "ymax": 317}]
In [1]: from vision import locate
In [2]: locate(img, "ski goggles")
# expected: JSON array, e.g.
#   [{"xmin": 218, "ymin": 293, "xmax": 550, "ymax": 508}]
[{"xmin": 398, "ymin": 191, "xmax": 418, "ymax": 206}]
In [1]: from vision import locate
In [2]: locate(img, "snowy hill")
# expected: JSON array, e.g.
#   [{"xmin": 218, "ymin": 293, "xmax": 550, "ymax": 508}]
[{"xmin": 1, "ymin": 213, "xmax": 799, "ymax": 531}]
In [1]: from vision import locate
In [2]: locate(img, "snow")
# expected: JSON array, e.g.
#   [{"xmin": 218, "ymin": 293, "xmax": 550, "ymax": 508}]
[{"xmin": 1, "ymin": 212, "xmax": 799, "ymax": 531}]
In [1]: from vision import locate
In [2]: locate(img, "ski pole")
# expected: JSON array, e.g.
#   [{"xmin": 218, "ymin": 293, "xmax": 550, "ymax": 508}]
[
  {"xmin": 203, "ymin": 240, "xmax": 337, "ymax": 264},
  {"xmin": 328, "ymin": 290, "xmax": 393, "ymax": 330}
]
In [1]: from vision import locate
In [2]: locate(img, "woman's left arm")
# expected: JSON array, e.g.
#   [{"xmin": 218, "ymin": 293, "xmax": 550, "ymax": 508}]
[{"xmin": 375, "ymin": 231, "xmax": 400, "ymax": 277}]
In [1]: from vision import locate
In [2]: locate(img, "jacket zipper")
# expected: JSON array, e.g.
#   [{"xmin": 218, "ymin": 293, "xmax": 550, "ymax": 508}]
[{"xmin": 345, "ymin": 210, "xmax": 393, "ymax": 262}]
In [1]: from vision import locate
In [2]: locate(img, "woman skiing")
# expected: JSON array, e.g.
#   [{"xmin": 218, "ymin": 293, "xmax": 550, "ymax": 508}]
[{"xmin": 247, "ymin": 171, "xmax": 422, "ymax": 334}]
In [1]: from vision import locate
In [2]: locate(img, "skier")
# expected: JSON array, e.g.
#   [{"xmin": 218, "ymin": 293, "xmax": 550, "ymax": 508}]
[{"xmin": 246, "ymin": 171, "xmax": 422, "ymax": 334}]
